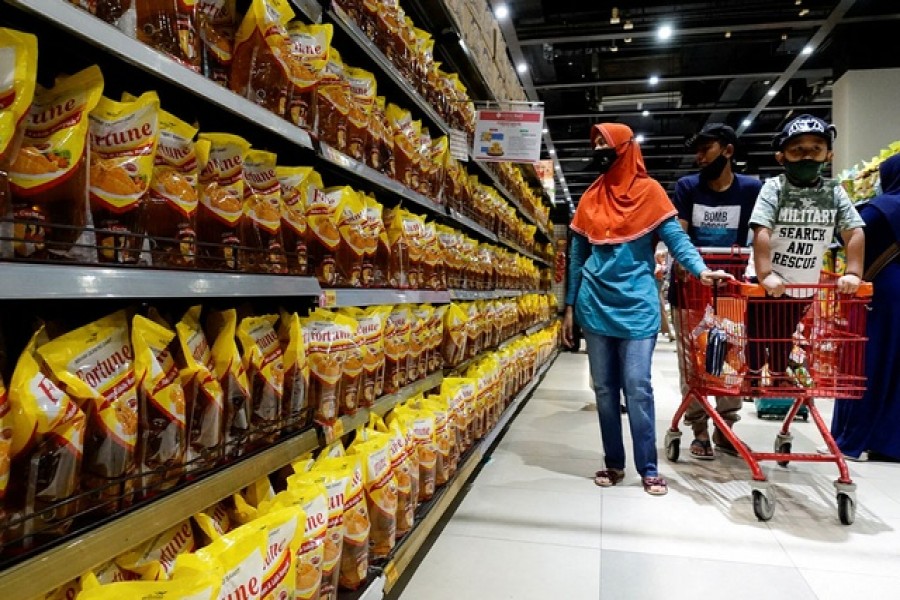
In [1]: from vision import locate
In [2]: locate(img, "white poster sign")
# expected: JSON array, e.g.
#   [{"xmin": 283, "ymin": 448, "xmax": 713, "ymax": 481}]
[{"xmin": 473, "ymin": 109, "xmax": 544, "ymax": 163}]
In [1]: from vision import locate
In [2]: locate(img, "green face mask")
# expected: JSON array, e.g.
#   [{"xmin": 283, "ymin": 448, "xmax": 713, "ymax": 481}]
[{"xmin": 784, "ymin": 158, "xmax": 824, "ymax": 184}]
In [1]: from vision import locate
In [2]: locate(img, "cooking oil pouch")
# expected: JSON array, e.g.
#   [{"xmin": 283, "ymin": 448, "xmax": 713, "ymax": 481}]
[
  {"xmin": 197, "ymin": 132, "xmax": 250, "ymax": 271},
  {"xmin": 278, "ymin": 309, "xmax": 310, "ymax": 432},
  {"xmin": 335, "ymin": 187, "xmax": 367, "ymax": 287},
  {"xmin": 132, "ymin": 315, "xmax": 187, "ymax": 492},
  {"xmin": 286, "ymin": 22, "xmax": 333, "ymax": 130},
  {"xmin": 207, "ymin": 309, "xmax": 251, "ymax": 458},
  {"xmin": 347, "ymin": 432, "xmax": 397, "ymax": 559},
  {"xmin": 302, "ymin": 310, "xmax": 357, "ymax": 425},
  {"xmin": 237, "ymin": 315, "xmax": 285, "ymax": 442},
  {"xmin": 441, "ymin": 303, "xmax": 468, "ymax": 368},
  {"xmin": 0, "ymin": 28, "xmax": 37, "ymax": 176},
  {"xmin": 88, "ymin": 91, "xmax": 160, "ymax": 264},
  {"xmin": 77, "ymin": 570, "xmax": 219, "ymax": 600},
  {"xmin": 10, "ymin": 65, "xmax": 104, "ymax": 260},
  {"xmin": 384, "ymin": 305, "xmax": 411, "ymax": 393},
  {"xmin": 129, "ymin": 0, "xmax": 201, "ymax": 71},
  {"xmin": 176, "ymin": 306, "xmax": 225, "ymax": 468},
  {"xmin": 196, "ymin": 0, "xmax": 236, "ymax": 85},
  {"xmin": 230, "ymin": 0, "xmax": 294, "ymax": 117},
  {"xmin": 340, "ymin": 306, "xmax": 387, "ymax": 406},
  {"xmin": 253, "ymin": 506, "xmax": 305, "ymax": 600},
  {"xmin": 369, "ymin": 413, "xmax": 415, "ymax": 537},
  {"xmin": 115, "ymin": 519, "xmax": 196, "ymax": 581},
  {"xmin": 276, "ymin": 166, "xmax": 321, "ymax": 276},
  {"xmin": 39, "ymin": 310, "xmax": 139, "ymax": 513},
  {"xmin": 242, "ymin": 150, "xmax": 285, "ymax": 274},
  {"xmin": 302, "ymin": 463, "xmax": 350, "ymax": 600},
  {"xmin": 192, "ymin": 501, "xmax": 232, "ymax": 546},
  {"xmin": 343, "ymin": 67, "xmax": 376, "ymax": 162},
  {"xmin": 174, "ymin": 521, "xmax": 267, "ymax": 600},
  {"xmin": 306, "ymin": 184, "xmax": 346, "ymax": 286}
]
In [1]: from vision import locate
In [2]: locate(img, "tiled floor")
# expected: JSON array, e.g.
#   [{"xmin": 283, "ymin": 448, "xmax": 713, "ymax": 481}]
[{"xmin": 396, "ymin": 340, "xmax": 900, "ymax": 600}]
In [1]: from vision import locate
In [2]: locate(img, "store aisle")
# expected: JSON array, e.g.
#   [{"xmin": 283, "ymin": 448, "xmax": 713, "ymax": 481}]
[{"xmin": 396, "ymin": 341, "xmax": 900, "ymax": 600}]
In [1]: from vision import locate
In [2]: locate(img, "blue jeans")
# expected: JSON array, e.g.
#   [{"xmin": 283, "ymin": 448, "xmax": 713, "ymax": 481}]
[{"xmin": 584, "ymin": 331, "xmax": 659, "ymax": 478}]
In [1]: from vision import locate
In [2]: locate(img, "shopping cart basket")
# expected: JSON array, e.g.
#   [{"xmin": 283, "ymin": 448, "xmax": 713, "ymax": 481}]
[{"xmin": 665, "ymin": 248, "xmax": 872, "ymax": 524}]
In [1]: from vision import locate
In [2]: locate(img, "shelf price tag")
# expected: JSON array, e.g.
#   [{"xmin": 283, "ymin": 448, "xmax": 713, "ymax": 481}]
[
  {"xmin": 323, "ymin": 419, "xmax": 345, "ymax": 444},
  {"xmin": 384, "ymin": 561, "xmax": 400, "ymax": 586},
  {"xmin": 319, "ymin": 290, "xmax": 337, "ymax": 308}
]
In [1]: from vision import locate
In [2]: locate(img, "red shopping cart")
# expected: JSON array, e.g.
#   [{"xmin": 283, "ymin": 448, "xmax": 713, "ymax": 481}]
[{"xmin": 665, "ymin": 248, "xmax": 872, "ymax": 524}]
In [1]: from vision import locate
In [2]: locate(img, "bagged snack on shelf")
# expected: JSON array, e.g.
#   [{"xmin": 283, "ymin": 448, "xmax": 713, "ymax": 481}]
[
  {"xmin": 383, "ymin": 305, "xmax": 411, "ymax": 394},
  {"xmin": 9, "ymin": 65, "xmax": 103, "ymax": 261},
  {"xmin": 130, "ymin": 0, "xmax": 201, "ymax": 70},
  {"xmin": 196, "ymin": 132, "xmax": 249, "ymax": 271},
  {"xmin": 366, "ymin": 96, "xmax": 394, "ymax": 175},
  {"xmin": 262, "ymin": 477, "xmax": 327, "ymax": 600},
  {"xmin": 197, "ymin": 0, "xmax": 237, "ymax": 85},
  {"xmin": 346, "ymin": 306, "xmax": 387, "ymax": 406},
  {"xmin": 343, "ymin": 67, "xmax": 376, "ymax": 162},
  {"xmin": 313, "ymin": 453, "xmax": 370, "ymax": 592},
  {"xmin": 407, "ymin": 305, "xmax": 429, "ymax": 383},
  {"xmin": 315, "ymin": 49, "xmax": 350, "ymax": 152},
  {"xmin": 365, "ymin": 195, "xmax": 390, "ymax": 288},
  {"xmin": 335, "ymin": 187, "xmax": 366, "ymax": 287},
  {"xmin": 275, "ymin": 166, "xmax": 317, "ymax": 276},
  {"xmin": 277, "ymin": 310, "xmax": 310, "ymax": 432},
  {"xmin": 237, "ymin": 315, "xmax": 285, "ymax": 443},
  {"xmin": 295, "ymin": 469, "xmax": 345, "ymax": 600},
  {"xmin": 230, "ymin": 0, "xmax": 294, "ymax": 117},
  {"xmin": 88, "ymin": 91, "xmax": 160, "ymax": 264},
  {"xmin": 242, "ymin": 150, "xmax": 286, "ymax": 274},
  {"xmin": 0, "ymin": 28, "xmax": 37, "ymax": 251},
  {"xmin": 115, "ymin": 519, "xmax": 196, "ymax": 581},
  {"xmin": 207, "ymin": 308, "xmax": 251, "ymax": 458},
  {"xmin": 416, "ymin": 395, "xmax": 454, "ymax": 484},
  {"xmin": 193, "ymin": 501, "xmax": 233, "ymax": 546},
  {"xmin": 420, "ymin": 222, "xmax": 442, "ymax": 290},
  {"xmin": 286, "ymin": 22, "xmax": 333, "ymax": 131},
  {"xmin": 175, "ymin": 306, "xmax": 225, "ymax": 469},
  {"xmin": 392, "ymin": 404, "xmax": 437, "ymax": 502},
  {"xmin": 132, "ymin": 315, "xmax": 187, "ymax": 493},
  {"xmin": 385, "ymin": 208, "xmax": 424, "ymax": 289},
  {"xmin": 340, "ymin": 314, "xmax": 364, "ymax": 417},
  {"xmin": 369, "ymin": 413, "xmax": 415, "ymax": 538},
  {"xmin": 385, "ymin": 103, "xmax": 418, "ymax": 190},
  {"xmin": 174, "ymin": 521, "xmax": 266, "ymax": 599},
  {"xmin": 347, "ymin": 431, "xmax": 398, "ymax": 560},
  {"xmin": 4, "ymin": 328, "xmax": 85, "ymax": 546},
  {"xmin": 306, "ymin": 183, "xmax": 345, "ymax": 286},
  {"xmin": 77, "ymin": 570, "xmax": 220, "ymax": 600},
  {"xmin": 301, "ymin": 310, "xmax": 355, "ymax": 426},
  {"xmin": 441, "ymin": 377, "xmax": 476, "ymax": 452},
  {"xmin": 427, "ymin": 305, "xmax": 447, "ymax": 375},
  {"xmin": 142, "ymin": 104, "xmax": 205, "ymax": 268},
  {"xmin": 39, "ymin": 311, "xmax": 139, "ymax": 515},
  {"xmin": 441, "ymin": 302, "xmax": 468, "ymax": 368},
  {"xmin": 253, "ymin": 506, "xmax": 305, "ymax": 599}
]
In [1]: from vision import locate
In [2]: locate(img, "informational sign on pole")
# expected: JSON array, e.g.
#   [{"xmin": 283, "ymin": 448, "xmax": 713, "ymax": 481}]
[
  {"xmin": 449, "ymin": 128, "xmax": 469, "ymax": 162},
  {"xmin": 472, "ymin": 108, "xmax": 544, "ymax": 163}
]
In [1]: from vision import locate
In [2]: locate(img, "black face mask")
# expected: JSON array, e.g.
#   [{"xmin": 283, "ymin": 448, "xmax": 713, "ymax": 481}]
[
  {"xmin": 589, "ymin": 147, "xmax": 618, "ymax": 174},
  {"xmin": 699, "ymin": 153, "xmax": 729, "ymax": 181}
]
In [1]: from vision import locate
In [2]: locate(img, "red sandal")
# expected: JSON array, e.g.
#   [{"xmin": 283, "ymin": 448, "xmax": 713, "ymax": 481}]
[
  {"xmin": 594, "ymin": 469, "xmax": 625, "ymax": 487},
  {"xmin": 642, "ymin": 476, "xmax": 668, "ymax": 496}
]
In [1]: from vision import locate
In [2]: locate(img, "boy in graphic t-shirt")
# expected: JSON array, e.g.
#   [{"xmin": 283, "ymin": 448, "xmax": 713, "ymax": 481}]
[{"xmin": 747, "ymin": 114, "xmax": 865, "ymax": 386}]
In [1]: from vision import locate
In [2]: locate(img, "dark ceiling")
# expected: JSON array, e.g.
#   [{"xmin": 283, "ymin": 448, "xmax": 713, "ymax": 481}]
[{"xmin": 490, "ymin": 0, "xmax": 900, "ymax": 211}]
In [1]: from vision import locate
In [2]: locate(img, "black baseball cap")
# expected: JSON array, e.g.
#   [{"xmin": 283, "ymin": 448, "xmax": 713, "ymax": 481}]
[
  {"xmin": 772, "ymin": 114, "xmax": 836, "ymax": 150},
  {"xmin": 686, "ymin": 123, "xmax": 738, "ymax": 150}
]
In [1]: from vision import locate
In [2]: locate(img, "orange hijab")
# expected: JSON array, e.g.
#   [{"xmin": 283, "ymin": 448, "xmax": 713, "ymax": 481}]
[{"xmin": 570, "ymin": 123, "xmax": 677, "ymax": 244}]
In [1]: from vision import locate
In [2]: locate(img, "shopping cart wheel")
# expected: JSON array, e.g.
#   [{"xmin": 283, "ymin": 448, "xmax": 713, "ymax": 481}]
[
  {"xmin": 837, "ymin": 493, "xmax": 856, "ymax": 525},
  {"xmin": 774, "ymin": 432, "xmax": 793, "ymax": 468},
  {"xmin": 664, "ymin": 430, "xmax": 682, "ymax": 462},
  {"xmin": 752, "ymin": 489, "xmax": 775, "ymax": 521}
]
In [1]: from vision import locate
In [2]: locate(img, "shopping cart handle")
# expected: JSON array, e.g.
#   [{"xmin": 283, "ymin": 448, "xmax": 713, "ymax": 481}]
[{"xmin": 738, "ymin": 281, "xmax": 874, "ymax": 297}]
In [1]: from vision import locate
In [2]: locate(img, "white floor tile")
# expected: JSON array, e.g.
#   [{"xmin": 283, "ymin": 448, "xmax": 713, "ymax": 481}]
[{"xmin": 800, "ymin": 568, "xmax": 900, "ymax": 600}]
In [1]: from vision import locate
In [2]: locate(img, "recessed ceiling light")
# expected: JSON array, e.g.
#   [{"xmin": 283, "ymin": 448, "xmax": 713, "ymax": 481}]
[
  {"xmin": 767, "ymin": 89, "xmax": 777, "ymax": 97},
  {"xmin": 799, "ymin": 8, "xmax": 809, "ymax": 16},
  {"xmin": 648, "ymin": 74, "xmax": 660, "ymax": 85},
  {"xmin": 610, "ymin": 7, "xmax": 620, "ymax": 25},
  {"xmin": 635, "ymin": 134, "xmax": 645, "ymax": 143},
  {"xmin": 542, "ymin": 128, "xmax": 548, "ymax": 134},
  {"xmin": 623, "ymin": 20, "xmax": 633, "ymax": 31},
  {"xmin": 795, "ymin": 0, "xmax": 802, "ymax": 4},
  {"xmin": 624, "ymin": 37, "xmax": 632, "ymax": 43},
  {"xmin": 517, "ymin": 62, "xmax": 528, "ymax": 74},
  {"xmin": 642, "ymin": 110, "xmax": 650, "ymax": 117},
  {"xmin": 742, "ymin": 118, "xmax": 752, "ymax": 127},
  {"xmin": 494, "ymin": 4, "xmax": 509, "ymax": 19},
  {"xmin": 725, "ymin": 31, "xmax": 732, "ymax": 39},
  {"xmin": 802, "ymin": 45, "xmax": 814, "ymax": 55},
  {"xmin": 657, "ymin": 24, "xmax": 673, "ymax": 40},
  {"xmin": 610, "ymin": 43, "xmax": 619, "ymax": 52},
  {"xmin": 549, "ymin": 149, "xmax": 556, "ymax": 155}
]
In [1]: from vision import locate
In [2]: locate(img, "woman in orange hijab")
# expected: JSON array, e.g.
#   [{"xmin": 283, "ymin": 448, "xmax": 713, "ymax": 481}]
[{"xmin": 564, "ymin": 122, "xmax": 729, "ymax": 496}]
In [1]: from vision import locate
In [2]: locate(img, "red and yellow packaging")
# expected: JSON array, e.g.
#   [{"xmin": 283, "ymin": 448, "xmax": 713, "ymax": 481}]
[
  {"xmin": 301, "ymin": 310, "xmax": 357, "ymax": 426},
  {"xmin": 347, "ymin": 431, "xmax": 398, "ymax": 559},
  {"xmin": 197, "ymin": 0, "xmax": 237, "ymax": 86},
  {"xmin": 9, "ymin": 65, "xmax": 104, "ymax": 260},
  {"xmin": 115, "ymin": 519, "xmax": 196, "ymax": 581},
  {"xmin": 39, "ymin": 310, "xmax": 139, "ymax": 513},
  {"xmin": 286, "ymin": 22, "xmax": 333, "ymax": 130},
  {"xmin": 77, "ymin": 570, "xmax": 219, "ymax": 600},
  {"xmin": 175, "ymin": 521, "xmax": 267, "ymax": 600},
  {"xmin": 276, "ymin": 166, "xmax": 321, "ymax": 277},
  {"xmin": 341, "ymin": 306, "xmax": 387, "ymax": 407},
  {"xmin": 193, "ymin": 502, "xmax": 233, "ymax": 546},
  {"xmin": 383, "ymin": 305, "xmax": 411, "ymax": 394},
  {"xmin": 305, "ymin": 184, "xmax": 346, "ymax": 286},
  {"xmin": 370, "ymin": 413, "xmax": 416, "ymax": 537},
  {"xmin": 278, "ymin": 310, "xmax": 310, "ymax": 432},
  {"xmin": 175, "ymin": 306, "xmax": 225, "ymax": 468},
  {"xmin": 88, "ymin": 91, "xmax": 160, "ymax": 264},
  {"xmin": 132, "ymin": 315, "xmax": 187, "ymax": 492},
  {"xmin": 242, "ymin": 149, "xmax": 285, "ymax": 274},
  {"xmin": 197, "ymin": 132, "xmax": 250, "ymax": 271},
  {"xmin": 301, "ymin": 465, "xmax": 350, "ymax": 600},
  {"xmin": 207, "ymin": 309, "xmax": 251, "ymax": 458},
  {"xmin": 237, "ymin": 314, "xmax": 285, "ymax": 443},
  {"xmin": 0, "ymin": 28, "xmax": 37, "ymax": 225},
  {"xmin": 335, "ymin": 187, "xmax": 367, "ymax": 287}
]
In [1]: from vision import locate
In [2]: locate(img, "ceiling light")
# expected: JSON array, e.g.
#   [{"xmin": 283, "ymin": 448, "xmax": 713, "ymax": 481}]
[
  {"xmin": 642, "ymin": 110, "xmax": 650, "ymax": 117},
  {"xmin": 763, "ymin": 80, "xmax": 771, "ymax": 85},
  {"xmin": 799, "ymin": 8, "xmax": 810, "ymax": 16},
  {"xmin": 802, "ymin": 44, "xmax": 814, "ymax": 55},
  {"xmin": 549, "ymin": 149, "xmax": 556, "ymax": 155},
  {"xmin": 517, "ymin": 62, "xmax": 528, "ymax": 74},
  {"xmin": 623, "ymin": 20, "xmax": 633, "ymax": 30},
  {"xmin": 767, "ymin": 88, "xmax": 777, "ymax": 97},
  {"xmin": 582, "ymin": 157, "xmax": 590, "ymax": 162},
  {"xmin": 610, "ymin": 43, "xmax": 619, "ymax": 52},
  {"xmin": 742, "ymin": 118, "xmax": 752, "ymax": 127},
  {"xmin": 657, "ymin": 24, "xmax": 673, "ymax": 40},
  {"xmin": 725, "ymin": 31, "xmax": 732, "ymax": 38},
  {"xmin": 635, "ymin": 134, "xmax": 645, "ymax": 143},
  {"xmin": 494, "ymin": 4, "xmax": 509, "ymax": 19},
  {"xmin": 795, "ymin": 0, "xmax": 802, "ymax": 4},
  {"xmin": 624, "ymin": 37, "xmax": 632, "ymax": 43},
  {"xmin": 648, "ymin": 74, "xmax": 660, "ymax": 85},
  {"xmin": 610, "ymin": 7, "xmax": 620, "ymax": 25},
  {"xmin": 542, "ymin": 128, "xmax": 548, "ymax": 134},
  {"xmin": 781, "ymin": 33, "xmax": 788, "ymax": 41}
]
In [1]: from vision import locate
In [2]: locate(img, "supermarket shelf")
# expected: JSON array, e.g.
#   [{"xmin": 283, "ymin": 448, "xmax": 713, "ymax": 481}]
[
  {"xmin": 382, "ymin": 350, "xmax": 560, "ymax": 595},
  {"xmin": 318, "ymin": 143, "xmax": 445, "ymax": 217},
  {"xmin": 327, "ymin": 5, "xmax": 451, "ymax": 136},
  {"xmin": 336, "ymin": 372, "xmax": 444, "ymax": 437},
  {"xmin": 447, "ymin": 289, "xmax": 527, "ymax": 301},
  {"xmin": 6, "ymin": 0, "xmax": 314, "ymax": 152},
  {"xmin": 526, "ymin": 318, "xmax": 558, "ymax": 336},
  {"xmin": 318, "ymin": 288, "xmax": 452, "ymax": 308},
  {"xmin": 497, "ymin": 237, "xmax": 544, "ymax": 265},
  {"xmin": 444, "ymin": 320, "xmax": 549, "ymax": 375},
  {"xmin": 289, "ymin": 0, "xmax": 323, "ymax": 23},
  {"xmin": 447, "ymin": 209, "xmax": 498, "ymax": 242},
  {"xmin": 0, "ymin": 263, "xmax": 323, "ymax": 299},
  {"xmin": 0, "ymin": 429, "xmax": 320, "ymax": 600}
]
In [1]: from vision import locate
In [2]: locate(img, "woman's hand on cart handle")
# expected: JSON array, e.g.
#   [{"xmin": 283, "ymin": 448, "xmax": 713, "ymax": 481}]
[
  {"xmin": 837, "ymin": 273, "xmax": 862, "ymax": 295},
  {"xmin": 563, "ymin": 306, "xmax": 575, "ymax": 348},
  {"xmin": 760, "ymin": 272, "xmax": 786, "ymax": 297},
  {"xmin": 699, "ymin": 269, "xmax": 734, "ymax": 286}
]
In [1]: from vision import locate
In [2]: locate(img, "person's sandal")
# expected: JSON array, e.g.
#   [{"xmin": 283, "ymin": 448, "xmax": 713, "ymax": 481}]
[
  {"xmin": 594, "ymin": 469, "xmax": 625, "ymax": 487},
  {"xmin": 689, "ymin": 438, "xmax": 715, "ymax": 460},
  {"xmin": 642, "ymin": 476, "xmax": 668, "ymax": 496},
  {"xmin": 713, "ymin": 429, "xmax": 745, "ymax": 457}
]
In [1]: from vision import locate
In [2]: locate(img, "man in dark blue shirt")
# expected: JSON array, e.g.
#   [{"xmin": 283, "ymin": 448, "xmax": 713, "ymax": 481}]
[{"xmin": 671, "ymin": 123, "xmax": 760, "ymax": 459}]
